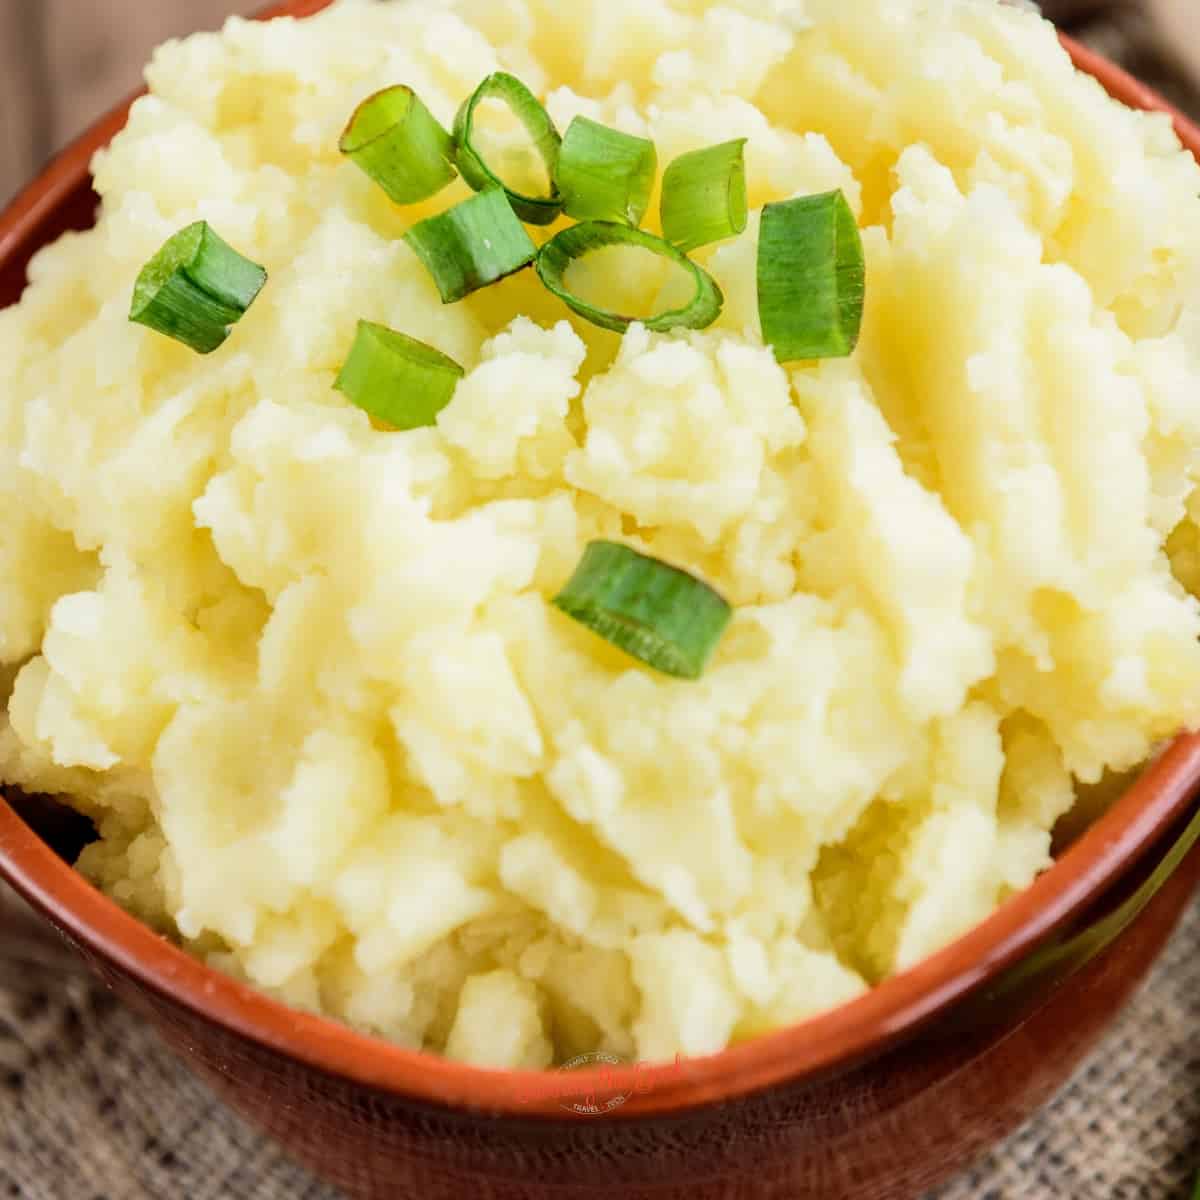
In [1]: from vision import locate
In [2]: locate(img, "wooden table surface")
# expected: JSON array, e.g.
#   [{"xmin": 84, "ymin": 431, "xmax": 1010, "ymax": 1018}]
[
  {"xmin": 0, "ymin": 0, "xmax": 1196, "ymax": 209},
  {"xmin": 0, "ymin": 0, "xmax": 256, "ymax": 206}
]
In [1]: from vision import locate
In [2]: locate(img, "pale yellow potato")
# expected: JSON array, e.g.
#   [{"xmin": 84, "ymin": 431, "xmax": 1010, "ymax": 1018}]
[{"xmin": 4, "ymin": 0, "xmax": 1200, "ymax": 1067}]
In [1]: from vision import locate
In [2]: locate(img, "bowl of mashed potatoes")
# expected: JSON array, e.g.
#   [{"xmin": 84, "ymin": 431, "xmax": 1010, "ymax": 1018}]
[{"xmin": 4, "ymin": 0, "xmax": 1200, "ymax": 1196}]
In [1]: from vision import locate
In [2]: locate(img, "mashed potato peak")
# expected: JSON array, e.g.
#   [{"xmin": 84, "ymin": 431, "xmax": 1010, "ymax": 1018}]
[{"xmin": 4, "ymin": 0, "xmax": 1200, "ymax": 1067}]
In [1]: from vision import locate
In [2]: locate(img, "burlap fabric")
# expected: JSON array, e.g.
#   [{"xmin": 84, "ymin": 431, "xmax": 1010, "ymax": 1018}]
[
  {"xmin": 3, "ymin": 2, "xmax": 1200, "ymax": 1197},
  {"xmin": 2, "ymin": 881, "xmax": 1200, "ymax": 1198}
]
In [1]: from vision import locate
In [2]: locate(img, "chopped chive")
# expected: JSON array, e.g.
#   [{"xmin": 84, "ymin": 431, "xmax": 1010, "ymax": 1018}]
[
  {"xmin": 453, "ymin": 72, "xmax": 563, "ymax": 225},
  {"xmin": 554, "ymin": 541, "xmax": 732, "ymax": 680},
  {"xmin": 334, "ymin": 320, "xmax": 464, "ymax": 430},
  {"xmin": 555, "ymin": 116, "xmax": 657, "ymax": 227},
  {"xmin": 404, "ymin": 188, "xmax": 537, "ymax": 303},
  {"xmin": 660, "ymin": 139, "xmax": 748, "ymax": 253},
  {"xmin": 536, "ymin": 221, "xmax": 723, "ymax": 334},
  {"xmin": 757, "ymin": 189, "xmax": 865, "ymax": 363},
  {"xmin": 340, "ymin": 86, "xmax": 457, "ymax": 206},
  {"xmin": 129, "ymin": 221, "xmax": 267, "ymax": 354}
]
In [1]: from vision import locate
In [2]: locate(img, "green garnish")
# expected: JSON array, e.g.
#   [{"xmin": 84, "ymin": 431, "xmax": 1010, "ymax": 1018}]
[
  {"xmin": 757, "ymin": 189, "xmax": 865, "ymax": 363},
  {"xmin": 334, "ymin": 320, "xmax": 464, "ymax": 429},
  {"xmin": 536, "ymin": 221, "xmax": 723, "ymax": 334},
  {"xmin": 129, "ymin": 222, "xmax": 267, "ymax": 354},
  {"xmin": 555, "ymin": 116, "xmax": 658, "ymax": 227},
  {"xmin": 660, "ymin": 139, "xmax": 748, "ymax": 253},
  {"xmin": 453, "ymin": 72, "xmax": 563, "ymax": 225},
  {"xmin": 404, "ymin": 188, "xmax": 538, "ymax": 303},
  {"xmin": 554, "ymin": 541, "xmax": 732, "ymax": 680},
  {"xmin": 339, "ymin": 86, "xmax": 458, "ymax": 206}
]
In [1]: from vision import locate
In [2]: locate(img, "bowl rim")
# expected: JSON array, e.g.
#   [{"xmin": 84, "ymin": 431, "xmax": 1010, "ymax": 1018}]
[{"xmin": 2, "ymin": 6, "xmax": 1200, "ymax": 1119}]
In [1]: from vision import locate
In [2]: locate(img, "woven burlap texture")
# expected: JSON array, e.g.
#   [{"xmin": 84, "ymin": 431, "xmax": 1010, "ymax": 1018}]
[{"xmin": 1, "ymin": 882, "xmax": 1198, "ymax": 1199}]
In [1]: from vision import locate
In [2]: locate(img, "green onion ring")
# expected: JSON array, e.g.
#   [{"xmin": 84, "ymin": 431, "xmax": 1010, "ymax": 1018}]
[
  {"xmin": 340, "ymin": 86, "xmax": 458, "ymax": 206},
  {"xmin": 757, "ymin": 189, "xmax": 865, "ymax": 363},
  {"xmin": 536, "ymin": 221, "xmax": 724, "ymax": 334},
  {"xmin": 334, "ymin": 320, "xmax": 464, "ymax": 430},
  {"xmin": 555, "ymin": 116, "xmax": 658, "ymax": 227},
  {"xmin": 554, "ymin": 541, "xmax": 733, "ymax": 680},
  {"xmin": 660, "ymin": 139, "xmax": 748, "ymax": 252},
  {"xmin": 405, "ymin": 188, "xmax": 538, "ymax": 304},
  {"xmin": 129, "ymin": 221, "xmax": 267, "ymax": 354},
  {"xmin": 453, "ymin": 72, "xmax": 563, "ymax": 225}
]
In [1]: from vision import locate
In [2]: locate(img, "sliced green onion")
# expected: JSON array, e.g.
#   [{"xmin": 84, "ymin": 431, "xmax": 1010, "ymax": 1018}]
[
  {"xmin": 404, "ymin": 188, "xmax": 537, "ymax": 303},
  {"xmin": 334, "ymin": 320, "xmax": 464, "ymax": 429},
  {"xmin": 340, "ymin": 86, "xmax": 457, "ymax": 206},
  {"xmin": 129, "ymin": 222, "xmax": 267, "ymax": 355},
  {"xmin": 757, "ymin": 189, "xmax": 865, "ymax": 363},
  {"xmin": 453, "ymin": 72, "xmax": 562, "ymax": 226},
  {"xmin": 556, "ymin": 116, "xmax": 657, "ymax": 227},
  {"xmin": 660, "ymin": 139, "xmax": 748, "ymax": 253},
  {"xmin": 554, "ymin": 541, "xmax": 732, "ymax": 680},
  {"xmin": 536, "ymin": 222, "xmax": 723, "ymax": 334}
]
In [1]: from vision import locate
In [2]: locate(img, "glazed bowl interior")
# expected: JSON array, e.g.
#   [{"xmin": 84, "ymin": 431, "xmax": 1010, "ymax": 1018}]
[{"xmin": 2, "ymin": 7, "xmax": 1200, "ymax": 1120}]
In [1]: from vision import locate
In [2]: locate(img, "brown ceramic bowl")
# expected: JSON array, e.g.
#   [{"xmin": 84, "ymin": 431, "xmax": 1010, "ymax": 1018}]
[{"xmin": 3, "ymin": 8, "xmax": 1200, "ymax": 1198}]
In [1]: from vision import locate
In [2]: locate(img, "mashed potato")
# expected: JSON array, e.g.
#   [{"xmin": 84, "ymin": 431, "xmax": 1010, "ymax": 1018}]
[{"xmin": 4, "ymin": 0, "xmax": 1200, "ymax": 1067}]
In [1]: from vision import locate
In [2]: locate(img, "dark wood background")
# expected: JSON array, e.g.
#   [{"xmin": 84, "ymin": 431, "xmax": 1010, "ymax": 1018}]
[
  {"xmin": 0, "ymin": 0, "xmax": 256, "ymax": 206},
  {"xmin": 0, "ymin": 0, "xmax": 1197, "ymax": 208}
]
